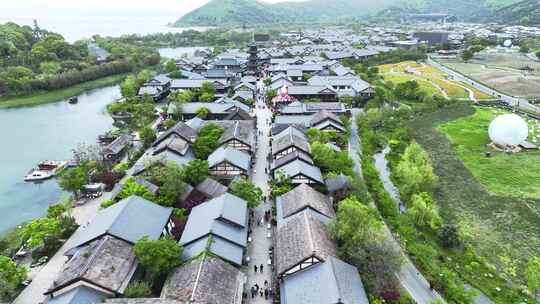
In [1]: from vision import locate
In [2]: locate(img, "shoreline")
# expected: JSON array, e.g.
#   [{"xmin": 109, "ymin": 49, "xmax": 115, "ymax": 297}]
[{"xmin": 0, "ymin": 73, "xmax": 128, "ymax": 109}]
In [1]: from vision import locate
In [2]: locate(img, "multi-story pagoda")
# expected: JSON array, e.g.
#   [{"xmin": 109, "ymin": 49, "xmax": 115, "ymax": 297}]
[{"xmin": 247, "ymin": 42, "xmax": 258, "ymax": 76}]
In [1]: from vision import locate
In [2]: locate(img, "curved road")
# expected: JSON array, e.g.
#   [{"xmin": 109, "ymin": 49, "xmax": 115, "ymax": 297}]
[{"xmin": 427, "ymin": 57, "xmax": 540, "ymax": 114}]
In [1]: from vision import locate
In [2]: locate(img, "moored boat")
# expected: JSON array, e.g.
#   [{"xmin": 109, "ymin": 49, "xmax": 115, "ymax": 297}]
[
  {"xmin": 68, "ymin": 97, "xmax": 78, "ymax": 104},
  {"xmin": 24, "ymin": 160, "xmax": 68, "ymax": 182}
]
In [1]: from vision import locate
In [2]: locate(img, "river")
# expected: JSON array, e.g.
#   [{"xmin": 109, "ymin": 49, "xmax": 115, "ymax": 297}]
[{"xmin": 0, "ymin": 86, "xmax": 119, "ymax": 234}]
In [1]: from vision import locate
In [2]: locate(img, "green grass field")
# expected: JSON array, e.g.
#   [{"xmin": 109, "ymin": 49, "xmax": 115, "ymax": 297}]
[
  {"xmin": 407, "ymin": 104, "xmax": 540, "ymax": 293},
  {"xmin": 438, "ymin": 107, "xmax": 540, "ymax": 199},
  {"xmin": 378, "ymin": 61, "xmax": 492, "ymax": 100},
  {"xmin": 0, "ymin": 73, "xmax": 127, "ymax": 109}
]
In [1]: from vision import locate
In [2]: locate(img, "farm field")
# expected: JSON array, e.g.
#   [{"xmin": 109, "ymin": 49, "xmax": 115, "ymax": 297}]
[
  {"xmin": 438, "ymin": 50, "xmax": 540, "ymax": 99},
  {"xmin": 379, "ymin": 61, "xmax": 492, "ymax": 100},
  {"xmin": 408, "ymin": 104, "xmax": 540, "ymax": 293}
]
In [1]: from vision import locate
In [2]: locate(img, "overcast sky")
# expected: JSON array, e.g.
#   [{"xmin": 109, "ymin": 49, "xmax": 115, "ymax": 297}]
[{"xmin": 0, "ymin": 0, "xmax": 302, "ymax": 17}]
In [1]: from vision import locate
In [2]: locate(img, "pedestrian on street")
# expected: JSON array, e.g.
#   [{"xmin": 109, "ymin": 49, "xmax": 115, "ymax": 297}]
[
  {"xmin": 260, "ymin": 290, "xmax": 263, "ymax": 297},
  {"xmin": 251, "ymin": 286, "xmax": 256, "ymax": 298},
  {"xmin": 255, "ymin": 283, "xmax": 259, "ymax": 291},
  {"xmin": 264, "ymin": 280, "xmax": 268, "ymax": 286},
  {"xmin": 264, "ymin": 288, "xmax": 269, "ymax": 299},
  {"xmin": 260, "ymin": 264, "xmax": 264, "ymax": 272},
  {"xmin": 254, "ymin": 265, "xmax": 258, "ymax": 273}
]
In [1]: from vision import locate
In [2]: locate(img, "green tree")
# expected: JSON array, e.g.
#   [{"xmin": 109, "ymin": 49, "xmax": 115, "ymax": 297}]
[
  {"xmin": 0, "ymin": 256, "xmax": 27, "ymax": 301},
  {"xmin": 192, "ymin": 124, "xmax": 224, "ymax": 159},
  {"xmin": 117, "ymin": 177, "xmax": 156, "ymax": 202},
  {"xmin": 46, "ymin": 203, "xmax": 66, "ymax": 218},
  {"xmin": 330, "ymin": 197, "xmax": 383, "ymax": 251},
  {"xmin": 270, "ymin": 170, "xmax": 293, "ymax": 198},
  {"xmin": 199, "ymin": 92, "xmax": 214, "ymax": 103},
  {"xmin": 139, "ymin": 125, "xmax": 156, "ymax": 148},
  {"xmin": 120, "ymin": 75, "xmax": 139, "ymax": 99},
  {"xmin": 439, "ymin": 224, "xmax": 461, "ymax": 249},
  {"xmin": 230, "ymin": 178, "xmax": 263, "ymax": 208},
  {"xmin": 408, "ymin": 192, "xmax": 442, "ymax": 230},
  {"xmin": 155, "ymin": 163, "xmax": 187, "ymax": 207},
  {"xmin": 124, "ymin": 281, "xmax": 152, "ymax": 298},
  {"xmin": 526, "ymin": 257, "xmax": 540, "ymax": 298},
  {"xmin": 520, "ymin": 44, "xmax": 531, "ymax": 54},
  {"xmin": 461, "ymin": 49, "xmax": 473, "ymax": 62},
  {"xmin": 311, "ymin": 141, "xmax": 354, "ymax": 177},
  {"xmin": 164, "ymin": 60, "xmax": 178, "ymax": 73},
  {"xmin": 19, "ymin": 217, "xmax": 62, "ymax": 249},
  {"xmin": 201, "ymin": 81, "xmax": 216, "ymax": 96},
  {"xmin": 394, "ymin": 141, "xmax": 437, "ymax": 200},
  {"xmin": 179, "ymin": 159, "xmax": 209, "ymax": 185},
  {"xmin": 58, "ymin": 167, "xmax": 86, "ymax": 199},
  {"xmin": 196, "ymin": 106, "xmax": 210, "ymax": 118},
  {"xmin": 133, "ymin": 236, "xmax": 182, "ymax": 277}
]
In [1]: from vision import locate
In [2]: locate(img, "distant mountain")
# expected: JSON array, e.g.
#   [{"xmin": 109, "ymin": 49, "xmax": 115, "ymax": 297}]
[
  {"xmin": 376, "ymin": 0, "xmax": 519, "ymax": 22},
  {"xmin": 173, "ymin": 0, "xmax": 521, "ymax": 27},
  {"xmin": 489, "ymin": 0, "xmax": 540, "ymax": 25},
  {"xmin": 173, "ymin": 0, "xmax": 401, "ymax": 27}
]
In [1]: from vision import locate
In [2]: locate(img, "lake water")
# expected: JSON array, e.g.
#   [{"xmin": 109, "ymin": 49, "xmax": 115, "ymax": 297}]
[
  {"xmin": 0, "ymin": 86, "xmax": 119, "ymax": 233},
  {"xmin": 158, "ymin": 47, "xmax": 213, "ymax": 59},
  {"xmin": 0, "ymin": 13, "xmax": 210, "ymax": 42}
]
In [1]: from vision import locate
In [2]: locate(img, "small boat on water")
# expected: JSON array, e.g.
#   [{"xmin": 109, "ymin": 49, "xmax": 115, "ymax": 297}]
[
  {"xmin": 24, "ymin": 160, "xmax": 68, "ymax": 182},
  {"xmin": 68, "ymin": 97, "xmax": 78, "ymax": 104}
]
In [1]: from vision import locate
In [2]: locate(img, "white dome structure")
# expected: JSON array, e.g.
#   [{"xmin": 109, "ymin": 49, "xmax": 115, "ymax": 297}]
[{"xmin": 488, "ymin": 114, "xmax": 528, "ymax": 147}]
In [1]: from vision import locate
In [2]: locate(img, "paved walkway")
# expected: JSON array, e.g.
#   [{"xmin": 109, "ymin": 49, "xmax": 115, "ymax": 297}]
[
  {"xmin": 244, "ymin": 83, "xmax": 274, "ymax": 303},
  {"xmin": 14, "ymin": 193, "xmax": 111, "ymax": 304}
]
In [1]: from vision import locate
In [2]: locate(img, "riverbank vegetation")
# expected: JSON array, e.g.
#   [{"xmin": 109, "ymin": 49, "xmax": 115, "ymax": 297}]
[
  {"xmin": 0, "ymin": 22, "xmax": 159, "ymax": 102},
  {"xmin": 0, "ymin": 73, "xmax": 127, "ymax": 108},
  {"xmin": 357, "ymin": 100, "xmax": 540, "ymax": 303},
  {"xmin": 112, "ymin": 28, "xmax": 275, "ymax": 49}
]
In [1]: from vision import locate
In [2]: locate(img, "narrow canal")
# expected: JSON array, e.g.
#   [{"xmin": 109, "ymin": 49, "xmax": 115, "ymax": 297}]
[
  {"xmin": 0, "ymin": 86, "xmax": 119, "ymax": 233},
  {"xmin": 373, "ymin": 146, "xmax": 406, "ymax": 213}
]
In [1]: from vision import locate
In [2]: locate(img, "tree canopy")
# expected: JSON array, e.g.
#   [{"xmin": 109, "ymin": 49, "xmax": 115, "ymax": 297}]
[
  {"xmin": 230, "ymin": 177, "xmax": 263, "ymax": 208},
  {"xmin": 58, "ymin": 167, "xmax": 87, "ymax": 199},
  {"xmin": 179, "ymin": 159, "xmax": 209, "ymax": 185},
  {"xmin": 0, "ymin": 255, "xmax": 27, "ymax": 301},
  {"xmin": 394, "ymin": 141, "xmax": 437, "ymax": 200},
  {"xmin": 192, "ymin": 123, "xmax": 224, "ymax": 159},
  {"xmin": 133, "ymin": 236, "xmax": 182, "ymax": 277}
]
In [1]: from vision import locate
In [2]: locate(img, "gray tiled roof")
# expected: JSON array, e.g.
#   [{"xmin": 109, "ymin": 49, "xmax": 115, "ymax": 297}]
[
  {"xmin": 67, "ymin": 196, "xmax": 172, "ymax": 251},
  {"xmin": 280, "ymin": 256, "xmax": 369, "ymax": 304},
  {"xmin": 276, "ymin": 210, "xmax": 337, "ymax": 276},
  {"xmin": 272, "ymin": 151, "xmax": 313, "ymax": 171},
  {"xmin": 151, "ymin": 135, "xmax": 190, "ymax": 157},
  {"xmin": 48, "ymin": 285, "xmax": 108, "ymax": 304},
  {"xmin": 208, "ymin": 146, "xmax": 251, "ymax": 171},
  {"xmin": 102, "ymin": 134, "xmax": 130, "ymax": 155},
  {"xmin": 50, "ymin": 236, "xmax": 137, "ymax": 295},
  {"xmin": 219, "ymin": 120, "xmax": 256, "ymax": 150},
  {"xmin": 313, "ymin": 120, "xmax": 346, "ymax": 133},
  {"xmin": 279, "ymin": 184, "xmax": 335, "ymax": 219},
  {"xmin": 195, "ymin": 178, "xmax": 228, "ymax": 198},
  {"xmin": 272, "ymin": 127, "xmax": 310, "ymax": 156},
  {"xmin": 277, "ymin": 160, "xmax": 324, "ymax": 184},
  {"xmin": 179, "ymin": 193, "xmax": 248, "ymax": 261},
  {"xmin": 288, "ymin": 85, "xmax": 337, "ymax": 96},
  {"xmin": 162, "ymin": 255, "xmax": 245, "ymax": 304},
  {"xmin": 279, "ymin": 102, "xmax": 347, "ymax": 115},
  {"xmin": 154, "ymin": 121, "xmax": 197, "ymax": 145},
  {"xmin": 326, "ymin": 174, "xmax": 353, "ymax": 192},
  {"xmin": 310, "ymin": 110, "xmax": 343, "ymax": 127},
  {"xmin": 308, "ymin": 75, "xmax": 372, "ymax": 93}
]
